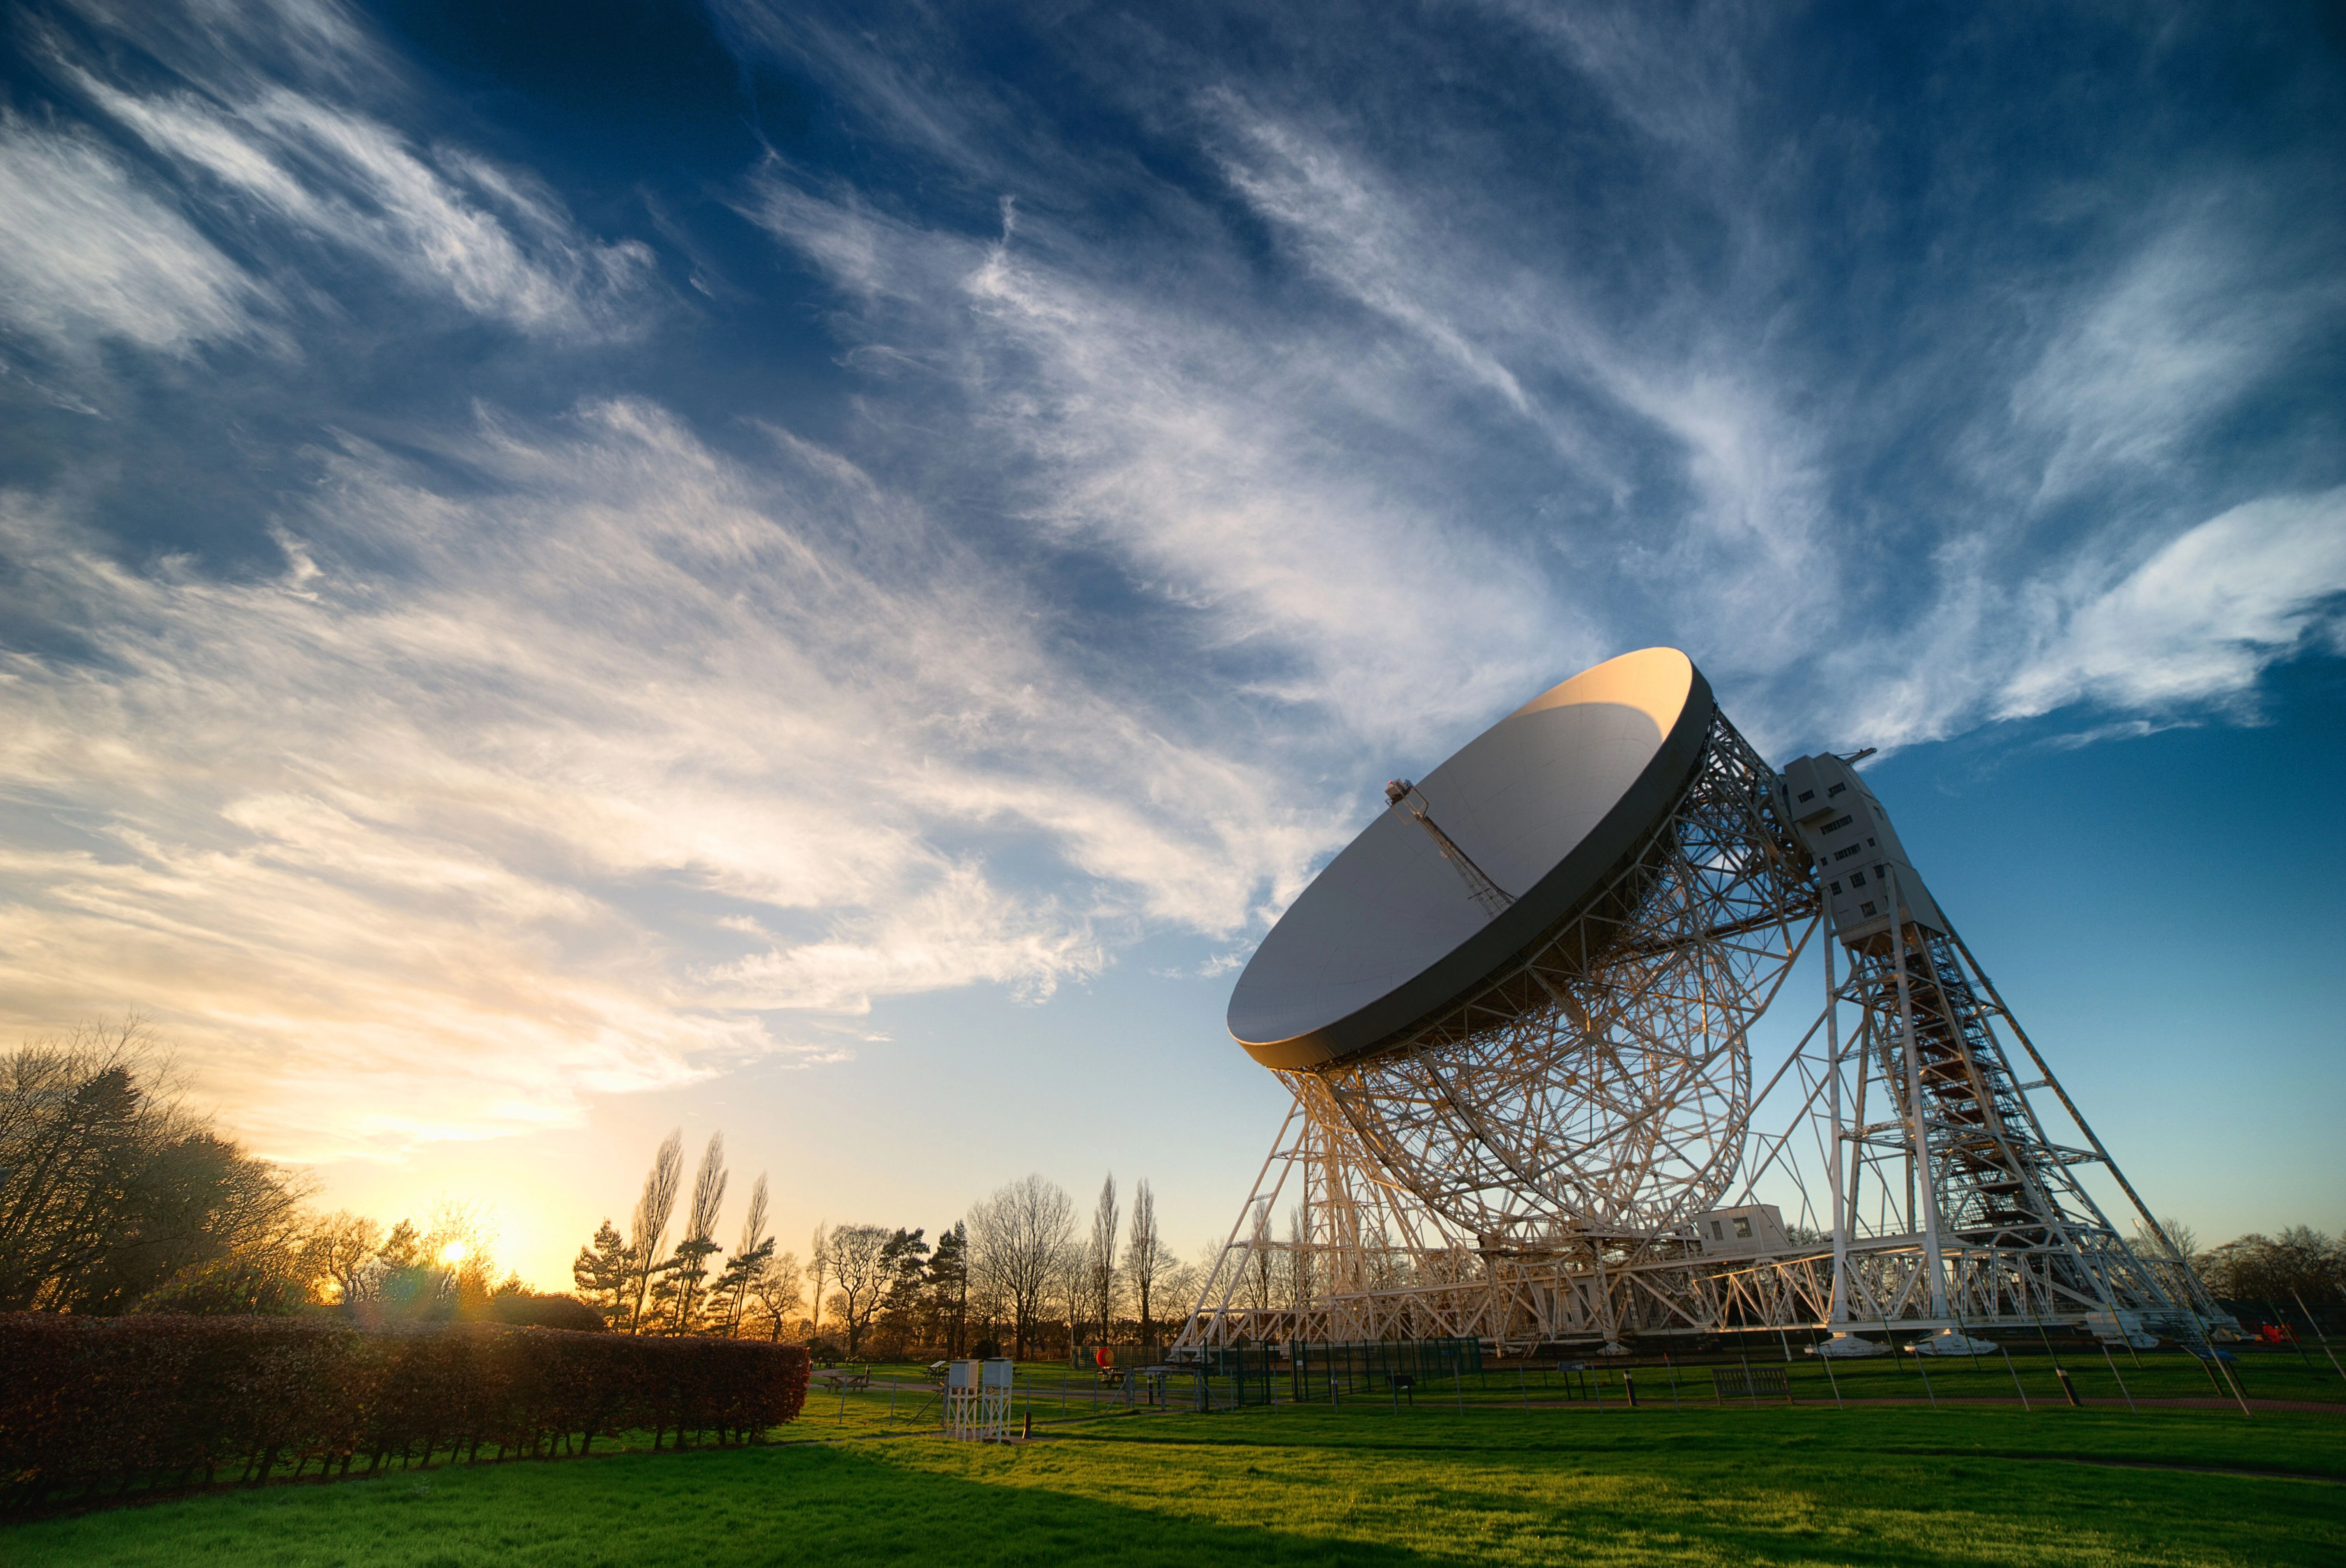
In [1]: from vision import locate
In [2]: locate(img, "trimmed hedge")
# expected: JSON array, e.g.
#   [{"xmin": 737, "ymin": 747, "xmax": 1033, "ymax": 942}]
[{"xmin": 0, "ymin": 1313, "xmax": 808, "ymax": 1508}]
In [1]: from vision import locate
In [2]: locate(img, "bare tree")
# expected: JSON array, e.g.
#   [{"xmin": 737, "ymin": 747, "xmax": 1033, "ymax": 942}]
[
  {"xmin": 666, "ymin": 1132, "xmax": 728, "ymax": 1331},
  {"xmin": 1157, "ymin": 1254, "xmax": 1207, "ymax": 1342},
  {"xmin": 967, "ymin": 1174, "xmax": 1075, "ymax": 1360},
  {"xmin": 807, "ymin": 1223, "xmax": 830, "ymax": 1342},
  {"xmin": 2135, "ymin": 1216, "xmax": 2200, "ymax": 1268},
  {"xmin": 1046, "ymin": 1243, "xmax": 1086, "ymax": 1357},
  {"xmin": 746, "ymin": 1248, "xmax": 803, "ymax": 1341},
  {"xmin": 1246, "ymin": 1204, "xmax": 1274, "ymax": 1313},
  {"xmin": 1284, "ymin": 1204, "xmax": 1314, "ymax": 1314},
  {"xmin": 824, "ymin": 1223, "xmax": 892, "ymax": 1356},
  {"xmin": 1087, "ymin": 1174, "xmax": 1120, "ymax": 1346},
  {"xmin": 420, "ymin": 1199, "xmax": 499, "ymax": 1313},
  {"xmin": 1126, "ymin": 1179, "xmax": 1163, "ymax": 1349},
  {"xmin": 299, "ymin": 1211, "xmax": 382, "ymax": 1306},
  {"xmin": 626, "ymin": 1129, "xmax": 684, "ymax": 1334},
  {"xmin": 2202, "ymin": 1227, "xmax": 2344, "ymax": 1304}
]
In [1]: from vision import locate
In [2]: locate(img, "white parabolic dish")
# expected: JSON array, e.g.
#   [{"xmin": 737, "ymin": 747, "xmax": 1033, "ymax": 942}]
[{"xmin": 1228, "ymin": 647, "xmax": 1715, "ymax": 1071}]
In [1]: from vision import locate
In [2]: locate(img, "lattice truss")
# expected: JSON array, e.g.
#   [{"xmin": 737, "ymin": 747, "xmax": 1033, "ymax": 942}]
[
  {"xmin": 1181, "ymin": 710, "xmax": 1818, "ymax": 1349},
  {"xmin": 1725, "ymin": 913, "xmax": 2215, "ymax": 1332},
  {"xmin": 1177, "ymin": 717, "xmax": 2216, "ymax": 1353}
]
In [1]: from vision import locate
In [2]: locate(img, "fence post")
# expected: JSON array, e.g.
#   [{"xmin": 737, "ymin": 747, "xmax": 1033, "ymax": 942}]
[
  {"xmin": 2291, "ymin": 1291, "xmax": 2346, "ymax": 1386},
  {"xmin": 1998, "ymin": 1347, "xmax": 2030, "ymax": 1412},
  {"xmin": 2211, "ymin": 1349, "xmax": 2254, "ymax": 1420},
  {"xmin": 2099, "ymin": 1343, "xmax": 2137, "ymax": 1414},
  {"xmin": 2267, "ymin": 1301, "xmax": 2317, "ymax": 1373}
]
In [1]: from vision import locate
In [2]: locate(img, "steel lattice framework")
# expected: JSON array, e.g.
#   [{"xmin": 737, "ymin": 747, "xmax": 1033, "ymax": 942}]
[
  {"xmin": 1176, "ymin": 719, "xmax": 2222, "ymax": 1355},
  {"xmin": 1309, "ymin": 707, "xmax": 1812, "ymax": 1243}
]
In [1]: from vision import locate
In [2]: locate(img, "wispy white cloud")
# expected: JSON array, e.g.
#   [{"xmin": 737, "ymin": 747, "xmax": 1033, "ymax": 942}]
[
  {"xmin": 0, "ymin": 400, "xmax": 1331, "ymax": 1156},
  {"xmin": 2008, "ymin": 207, "xmax": 2341, "ymax": 502},
  {"xmin": 5, "ymin": 0, "xmax": 2341, "ymax": 1179},
  {"xmin": 0, "ymin": 118, "xmax": 265, "ymax": 357},
  {"xmin": 68, "ymin": 74, "xmax": 654, "ymax": 341},
  {"xmin": 7, "ymin": 0, "xmax": 655, "ymax": 351},
  {"xmin": 746, "ymin": 163, "xmax": 1580, "ymax": 755},
  {"xmin": 1999, "ymin": 488, "xmax": 2346, "ymax": 718}
]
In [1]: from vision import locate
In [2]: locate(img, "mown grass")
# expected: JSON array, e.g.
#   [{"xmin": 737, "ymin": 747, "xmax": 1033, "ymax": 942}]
[{"xmin": 9, "ymin": 1391, "xmax": 2341, "ymax": 1567}]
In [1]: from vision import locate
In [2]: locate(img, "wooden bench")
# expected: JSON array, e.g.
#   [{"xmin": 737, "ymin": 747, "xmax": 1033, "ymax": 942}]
[
  {"xmin": 1711, "ymin": 1365, "xmax": 1791, "ymax": 1404},
  {"xmin": 810, "ymin": 1369, "xmax": 871, "ymax": 1392}
]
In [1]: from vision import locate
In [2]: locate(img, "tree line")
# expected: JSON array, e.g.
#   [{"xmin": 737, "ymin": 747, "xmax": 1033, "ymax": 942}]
[
  {"xmin": 813, "ymin": 1171, "xmax": 1219, "ymax": 1361},
  {"xmin": 2, "ymin": 1022, "xmax": 582, "ymax": 1324},
  {"xmin": 2138, "ymin": 1217, "xmax": 2346, "ymax": 1313},
  {"xmin": 573, "ymin": 1149, "xmax": 1219, "ymax": 1361},
  {"xmin": 16, "ymin": 1022, "xmax": 2336, "ymax": 1342}
]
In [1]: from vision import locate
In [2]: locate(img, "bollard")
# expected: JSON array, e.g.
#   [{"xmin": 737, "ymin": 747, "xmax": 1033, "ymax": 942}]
[
  {"xmin": 1022, "ymin": 1409, "xmax": 1032, "ymax": 1441},
  {"xmin": 1623, "ymin": 1371, "xmax": 1639, "ymax": 1408},
  {"xmin": 2054, "ymin": 1366, "xmax": 2081, "ymax": 1408}
]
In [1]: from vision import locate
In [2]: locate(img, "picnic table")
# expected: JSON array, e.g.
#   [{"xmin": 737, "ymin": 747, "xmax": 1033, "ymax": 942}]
[{"xmin": 810, "ymin": 1368, "xmax": 871, "ymax": 1391}]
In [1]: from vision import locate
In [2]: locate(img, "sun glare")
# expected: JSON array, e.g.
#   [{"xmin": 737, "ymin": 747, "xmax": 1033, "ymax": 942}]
[{"xmin": 438, "ymin": 1241, "xmax": 467, "ymax": 1266}]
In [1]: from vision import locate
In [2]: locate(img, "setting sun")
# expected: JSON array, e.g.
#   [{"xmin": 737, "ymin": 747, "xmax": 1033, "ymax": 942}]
[{"xmin": 438, "ymin": 1241, "xmax": 467, "ymax": 1267}]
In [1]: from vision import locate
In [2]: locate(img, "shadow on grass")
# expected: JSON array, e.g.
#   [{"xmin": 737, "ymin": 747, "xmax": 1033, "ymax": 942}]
[
  {"xmin": 8, "ymin": 1406, "xmax": 2344, "ymax": 1568},
  {"xmin": 2, "ymin": 1440, "xmax": 1445, "ymax": 1568}
]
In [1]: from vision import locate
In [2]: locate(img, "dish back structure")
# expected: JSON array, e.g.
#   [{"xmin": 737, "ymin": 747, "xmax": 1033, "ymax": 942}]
[{"xmin": 1177, "ymin": 654, "xmax": 2217, "ymax": 1353}]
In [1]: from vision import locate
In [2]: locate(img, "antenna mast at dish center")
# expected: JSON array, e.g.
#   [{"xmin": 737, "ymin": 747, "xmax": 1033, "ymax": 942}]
[{"xmin": 1176, "ymin": 649, "xmax": 2220, "ymax": 1355}]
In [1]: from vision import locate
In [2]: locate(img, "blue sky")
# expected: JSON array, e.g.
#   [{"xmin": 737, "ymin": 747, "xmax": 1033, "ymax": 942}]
[{"xmin": 1, "ymin": 0, "xmax": 2340, "ymax": 1287}]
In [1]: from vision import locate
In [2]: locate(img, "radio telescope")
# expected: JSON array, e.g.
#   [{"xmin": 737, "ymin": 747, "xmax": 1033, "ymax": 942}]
[{"xmin": 1178, "ymin": 649, "xmax": 2218, "ymax": 1353}]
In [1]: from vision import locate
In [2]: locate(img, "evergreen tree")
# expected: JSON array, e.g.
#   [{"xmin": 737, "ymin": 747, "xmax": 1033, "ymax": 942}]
[
  {"xmin": 708, "ymin": 1172, "xmax": 774, "ymax": 1336},
  {"xmin": 572, "ymin": 1219, "xmax": 636, "ymax": 1329},
  {"xmin": 710, "ymin": 1238, "xmax": 774, "ymax": 1336},
  {"xmin": 874, "ymin": 1227, "xmax": 930, "ymax": 1356},
  {"xmin": 927, "ymin": 1221, "xmax": 970, "ymax": 1356}
]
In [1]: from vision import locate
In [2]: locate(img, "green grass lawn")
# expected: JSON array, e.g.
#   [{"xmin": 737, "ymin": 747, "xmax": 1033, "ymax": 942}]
[{"xmin": 10, "ymin": 1389, "xmax": 2342, "ymax": 1566}]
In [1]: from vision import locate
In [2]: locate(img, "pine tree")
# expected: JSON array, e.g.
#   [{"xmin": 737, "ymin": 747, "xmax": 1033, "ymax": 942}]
[
  {"xmin": 709, "ymin": 1239, "xmax": 774, "ymax": 1336},
  {"xmin": 708, "ymin": 1173, "xmax": 774, "ymax": 1336},
  {"xmin": 572, "ymin": 1219, "xmax": 636, "ymax": 1329},
  {"xmin": 927, "ymin": 1221, "xmax": 970, "ymax": 1356},
  {"xmin": 875, "ymin": 1227, "xmax": 930, "ymax": 1355}
]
